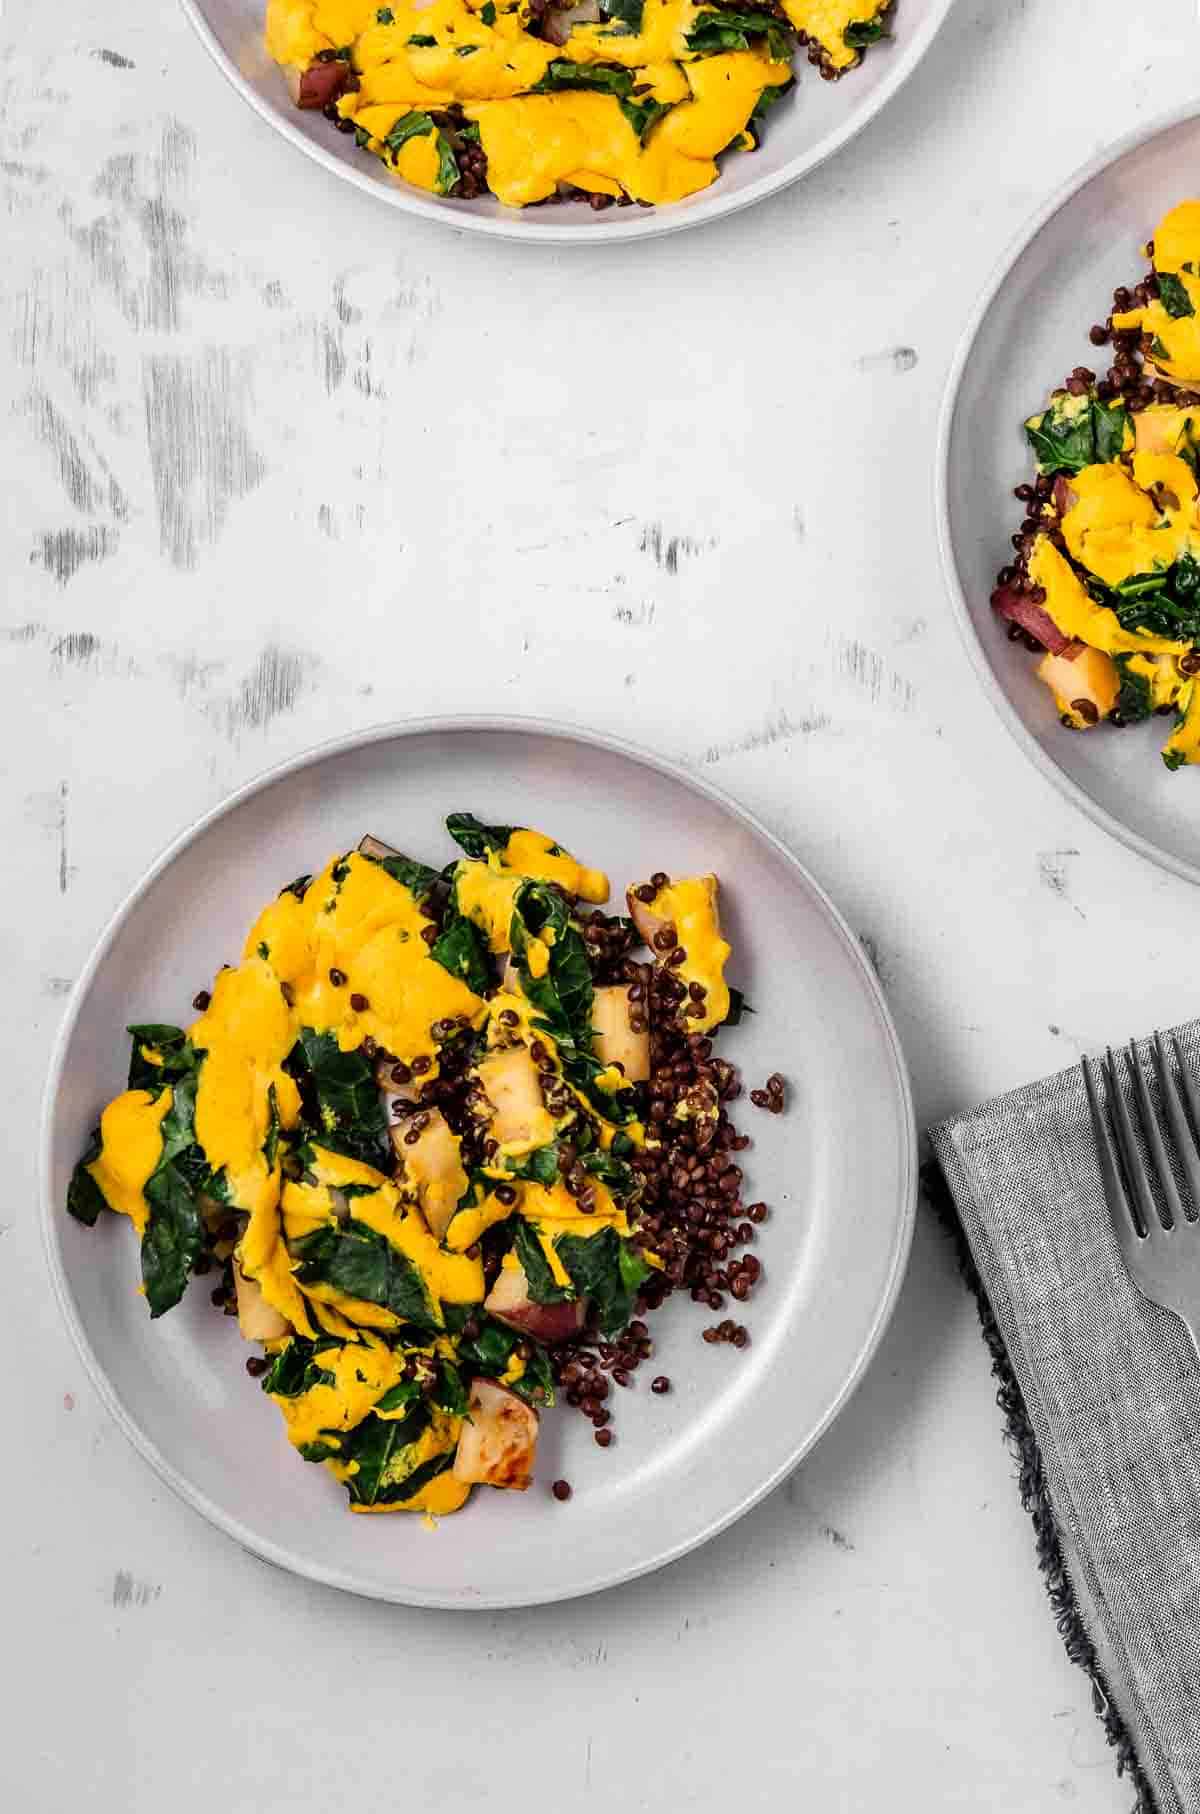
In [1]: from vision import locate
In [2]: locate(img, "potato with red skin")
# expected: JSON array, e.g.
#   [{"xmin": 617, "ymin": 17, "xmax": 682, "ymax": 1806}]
[
  {"xmin": 453, "ymin": 1379, "xmax": 539, "ymax": 1490},
  {"xmin": 297, "ymin": 58, "xmax": 349, "ymax": 110},
  {"xmin": 485, "ymin": 1259, "xmax": 586, "ymax": 1344}
]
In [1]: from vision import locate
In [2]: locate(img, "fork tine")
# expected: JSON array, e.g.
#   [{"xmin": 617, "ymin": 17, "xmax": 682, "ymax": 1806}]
[
  {"xmin": 1125, "ymin": 1040, "xmax": 1185, "ymax": 1228},
  {"xmin": 1170, "ymin": 1034, "xmax": 1200, "ymax": 1150},
  {"xmin": 1105, "ymin": 1048, "xmax": 1159, "ymax": 1238},
  {"xmin": 1154, "ymin": 1032, "xmax": 1200, "ymax": 1219},
  {"xmin": 1083, "ymin": 1056, "xmax": 1144, "ymax": 1246}
]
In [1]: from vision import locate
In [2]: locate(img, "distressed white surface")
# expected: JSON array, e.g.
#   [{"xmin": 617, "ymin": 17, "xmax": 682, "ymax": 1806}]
[{"xmin": 4, "ymin": 0, "xmax": 1200, "ymax": 1806}]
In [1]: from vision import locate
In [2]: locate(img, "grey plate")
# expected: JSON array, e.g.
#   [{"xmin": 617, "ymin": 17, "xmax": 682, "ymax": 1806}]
[
  {"xmin": 938, "ymin": 104, "xmax": 1200, "ymax": 887},
  {"xmin": 180, "ymin": 0, "xmax": 955, "ymax": 244},
  {"xmin": 40, "ymin": 718, "xmax": 916, "ymax": 1608}
]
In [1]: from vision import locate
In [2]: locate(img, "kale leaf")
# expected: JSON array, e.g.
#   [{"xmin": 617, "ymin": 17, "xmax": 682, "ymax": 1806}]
[
  {"xmin": 1113, "ymin": 657, "xmax": 1154, "ymax": 724},
  {"xmin": 66, "ymin": 1127, "xmax": 107, "ymax": 1227},
  {"xmin": 1024, "ymin": 392, "xmax": 1128, "ymax": 475},
  {"xmin": 292, "ymin": 1217, "xmax": 442, "ymax": 1333},
  {"xmin": 685, "ymin": 9, "xmax": 792, "ymax": 64},
  {"xmin": 430, "ymin": 912, "xmax": 492, "ymax": 995},
  {"xmin": 1157, "ymin": 273, "xmax": 1195, "ymax": 320},
  {"xmin": 844, "ymin": 11, "xmax": 888, "ymax": 46},
  {"xmin": 445, "ymin": 812, "xmax": 514, "ymax": 860},
  {"xmin": 513, "ymin": 1217, "xmax": 575, "ymax": 1304},
  {"xmin": 286, "ymin": 1028, "xmax": 387, "ymax": 1165},
  {"xmin": 555, "ymin": 1226, "xmax": 650, "ymax": 1335},
  {"xmin": 510, "ymin": 880, "xmax": 594, "ymax": 1044},
  {"xmin": 140, "ymin": 1061, "xmax": 209, "ymax": 1317},
  {"xmin": 602, "ymin": 0, "xmax": 644, "ymax": 26},
  {"xmin": 127, "ymin": 1023, "xmax": 192, "ymax": 1092},
  {"xmin": 260, "ymin": 1335, "xmax": 341, "ymax": 1397},
  {"xmin": 360, "ymin": 847, "xmax": 442, "ymax": 902}
]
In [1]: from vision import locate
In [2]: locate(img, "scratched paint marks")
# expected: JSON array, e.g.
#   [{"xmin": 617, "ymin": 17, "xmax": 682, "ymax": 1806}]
[
  {"xmin": 31, "ymin": 526, "xmax": 119, "ymax": 585},
  {"xmin": 63, "ymin": 118, "xmax": 228, "ymax": 334},
  {"xmin": 223, "ymin": 644, "xmax": 315, "ymax": 737},
  {"xmin": 143, "ymin": 349, "xmax": 267, "ymax": 568},
  {"xmin": 639, "ymin": 522, "xmax": 714, "ymax": 575},
  {"xmin": 25, "ymin": 782, "xmax": 72, "ymax": 892},
  {"xmin": 92, "ymin": 49, "xmax": 136, "ymax": 70},
  {"xmin": 1037, "ymin": 848, "xmax": 1086, "ymax": 920},
  {"xmin": 21, "ymin": 388, "xmax": 128, "ymax": 520},
  {"xmin": 702, "ymin": 708, "xmax": 830, "ymax": 766},
  {"xmin": 834, "ymin": 635, "xmax": 916, "ymax": 715},
  {"xmin": 111, "ymin": 1570, "xmax": 162, "ymax": 1608}
]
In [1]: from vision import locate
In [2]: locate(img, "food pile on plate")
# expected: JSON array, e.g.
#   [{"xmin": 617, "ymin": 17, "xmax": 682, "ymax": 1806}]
[
  {"xmin": 993, "ymin": 201, "xmax": 1200, "ymax": 771},
  {"xmin": 266, "ymin": 0, "xmax": 893, "ymax": 207},
  {"xmin": 69, "ymin": 815, "xmax": 775, "ymax": 1516}
]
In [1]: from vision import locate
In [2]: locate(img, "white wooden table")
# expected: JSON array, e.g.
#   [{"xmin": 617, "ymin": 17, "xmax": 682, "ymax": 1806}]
[{"xmin": 5, "ymin": 0, "xmax": 1199, "ymax": 1805}]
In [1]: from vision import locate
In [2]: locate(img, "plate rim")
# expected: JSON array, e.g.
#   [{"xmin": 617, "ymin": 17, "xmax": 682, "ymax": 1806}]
[
  {"xmin": 935, "ymin": 98, "xmax": 1200, "ymax": 890},
  {"xmin": 178, "ymin": 0, "xmax": 957, "ymax": 246},
  {"xmin": 39, "ymin": 713, "xmax": 917, "ymax": 1608}
]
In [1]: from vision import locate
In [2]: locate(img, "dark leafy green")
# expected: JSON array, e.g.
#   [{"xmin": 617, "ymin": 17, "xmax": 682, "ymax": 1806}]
[
  {"xmin": 685, "ymin": 9, "xmax": 792, "ymax": 64},
  {"xmin": 513, "ymin": 1217, "xmax": 575, "ymax": 1304},
  {"xmin": 442, "ymin": 1307, "xmax": 554, "ymax": 1405},
  {"xmin": 1098, "ymin": 554, "xmax": 1200, "ymax": 642},
  {"xmin": 287, "ymin": 1028, "xmax": 387, "ymax": 1164},
  {"xmin": 140, "ymin": 1060, "xmax": 210, "ymax": 1317},
  {"xmin": 480, "ymin": 1, "xmax": 496, "ymax": 20},
  {"xmin": 1151, "ymin": 336, "xmax": 1172, "ymax": 363},
  {"xmin": 844, "ymin": 11, "xmax": 888, "ymax": 46},
  {"xmin": 383, "ymin": 110, "xmax": 439, "ymax": 156},
  {"xmin": 1157, "ymin": 273, "xmax": 1195, "ymax": 320},
  {"xmin": 1113, "ymin": 657, "xmax": 1154, "ymax": 724},
  {"xmin": 407, "ymin": 32, "xmax": 436, "ymax": 43},
  {"xmin": 260, "ymin": 1335, "xmax": 341, "ymax": 1398},
  {"xmin": 748, "ymin": 80, "xmax": 791, "ymax": 133},
  {"xmin": 510, "ymin": 880, "xmax": 594, "ymax": 1043},
  {"xmin": 602, "ymin": 0, "xmax": 644, "ymax": 26},
  {"xmin": 501, "ymin": 1144, "xmax": 561, "ymax": 1186},
  {"xmin": 360, "ymin": 846, "xmax": 442, "ymax": 902},
  {"xmin": 445, "ymin": 812, "xmax": 514, "ymax": 861},
  {"xmin": 1024, "ymin": 392, "xmax": 1129, "ymax": 476},
  {"xmin": 434, "ymin": 1358, "xmax": 470, "ymax": 1416},
  {"xmin": 66, "ymin": 1128, "xmax": 106, "ymax": 1227},
  {"xmin": 555, "ymin": 1227, "xmax": 651, "ymax": 1336},
  {"xmin": 127, "ymin": 1023, "xmax": 192, "ymax": 1092},
  {"xmin": 293, "ymin": 1218, "xmax": 442, "ymax": 1333},
  {"xmin": 430, "ymin": 914, "xmax": 492, "ymax": 995}
]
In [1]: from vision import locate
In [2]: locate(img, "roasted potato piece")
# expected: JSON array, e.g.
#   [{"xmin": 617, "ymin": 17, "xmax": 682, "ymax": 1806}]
[
  {"xmin": 591, "ymin": 984, "xmax": 650, "ymax": 1082},
  {"xmin": 452, "ymin": 1378, "xmax": 538, "ymax": 1490},
  {"xmin": 234, "ymin": 1264, "xmax": 291, "ymax": 1343},
  {"xmin": 390, "ymin": 1108, "xmax": 469, "ymax": 1241},
  {"xmin": 485, "ymin": 1258, "xmax": 586, "ymax": 1344},
  {"xmin": 476, "ymin": 1047, "xmax": 554, "ymax": 1148}
]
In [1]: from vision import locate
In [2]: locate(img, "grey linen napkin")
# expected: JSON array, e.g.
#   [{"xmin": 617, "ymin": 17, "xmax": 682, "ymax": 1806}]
[{"xmin": 929, "ymin": 1023, "xmax": 1200, "ymax": 1814}]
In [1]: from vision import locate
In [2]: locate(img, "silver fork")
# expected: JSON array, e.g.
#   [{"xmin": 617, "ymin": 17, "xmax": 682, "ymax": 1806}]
[{"xmin": 1083, "ymin": 1034, "xmax": 1200, "ymax": 1359}]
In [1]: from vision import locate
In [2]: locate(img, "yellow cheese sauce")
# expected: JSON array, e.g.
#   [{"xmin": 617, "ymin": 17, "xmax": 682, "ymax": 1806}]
[
  {"xmin": 264, "ymin": 0, "xmax": 889, "ymax": 208},
  {"xmin": 86, "ymin": 1089, "xmax": 173, "ymax": 1235}
]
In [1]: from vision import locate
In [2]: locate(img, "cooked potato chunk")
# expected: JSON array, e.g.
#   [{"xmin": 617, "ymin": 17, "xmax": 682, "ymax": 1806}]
[
  {"xmin": 591, "ymin": 984, "xmax": 650, "ymax": 1082},
  {"xmin": 390, "ymin": 1108, "xmax": 469, "ymax": 1241},
  {"xmin": 452, "ymin": 1378, "xmax": 538, "ymax": 1490},
  {"xmin": 234, "ymin": 1264, "xmax": 291, "ymax": 1343}
]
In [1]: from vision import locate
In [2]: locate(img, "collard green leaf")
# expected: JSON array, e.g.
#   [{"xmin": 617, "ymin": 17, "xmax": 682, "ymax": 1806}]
[
  {"xmin": 554, "ymin": 1226, "xmax": 650, "ymax": 1335},
  {"xmin": 684, "ymin": 9, "xmax": 792, "ymax": 63},
  {"xmin": 127, "ymin": 1024, "xmax": 191, "ymax": 1092},
  {"xmin": 66, "ymin": 1128, "xmax": 106, "ymax": 1227},
  {"xmin": 501, "ymin": 1144, "xmax": 561, "ymax": 1186},
  {"xmin": 445, "ymin": 812, "xmax": 514, "ymax": 860},
  {"xmin": 1157, "ymin": 273, "xmax": 1195, "ymax": 320},
  {"xmin": 384, "ymin": 109, "xmax": 437, "ymax": 156},
  {"xmin": 140, "ymin": 1062, "xmax": 207, "ymax": 1318},
  {"xmin": 430, "ymin": 915, "xmax": 492, "ymax": 994},
  {"xmin": 510, "ymin": 880, "xmax": 594, "ymax": 1044},
  {"xmin": 260, "ymin": 1335, "xmax": 341, "ymax": 1398},
  {"xmin": 844, "ymin": 12, "xmax": 887, "ymax": 46},
  {"xmin": 434, "ymin": 1359, "xmax": 470, "ymax": 1417},
  {"xmin": 361, "ymin": 848, "xmax": 442, "ymax": 901},
  {"xmin": 293, "ymin": 1218, "xmax": 442, "ymax": 1333},
  {"xmin": 619, "ymin": 94, "xmax": 672, "ymax": 141},
  {"xmin": 1113, "ymin": 657, "xmax": 1154, "ymax": 724},
  {"xmin": 513, "ymin": 1217, "xmax": 575, "ymax": 1304},
  {"xmin": 1092, "ymin": 398, "xmax": 1130, "ymax": 465},
  {"xmin": 288, "ymin": 1028, "xmax": 387, "ymax": 1164},
  {"xmin": 749, "ymin": 79, "xmax": 791, "ymax": 131},
  {"xmin": 1024, "ymin": 394, "xmax": 1097, "ymax": 475}
]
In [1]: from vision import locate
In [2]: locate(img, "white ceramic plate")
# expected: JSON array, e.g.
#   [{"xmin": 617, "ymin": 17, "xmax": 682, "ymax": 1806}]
[
  {"xmin": 41, "ymin": 718, "xmax": 915, "ymax": 1608},
  {"xmin": 938, "ymin": 104, "xmax": 1200, "ymax": 887},
  {"xmin": 180, "ymin": 0, "xmax": 954, "ymax": 244}
]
